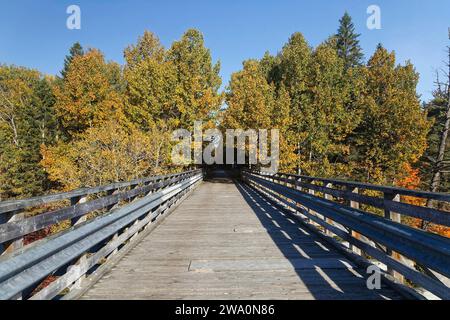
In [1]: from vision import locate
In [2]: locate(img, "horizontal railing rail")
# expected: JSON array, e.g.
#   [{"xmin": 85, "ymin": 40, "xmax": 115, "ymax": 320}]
[
  {"xmin": 271, "ymin": 172, "xmax": 450, "ymax": 227},
  {"xmin": 0, "ymin": 171, "xmax": 194, "ymax": 215},
  {"xmin": 0, "ymin": 170, "xmax": 203, "ymax": 300},
  {"xmin": 242, "ymin": 170, "xmax": 450, "ymax": 300},
  {"xmin": 277, "ymin": 171, "xmax": 450, "ymax": 202},
  {"xmin": 0, "ymin": 170, "xmax": 199, "ymax": 255}
]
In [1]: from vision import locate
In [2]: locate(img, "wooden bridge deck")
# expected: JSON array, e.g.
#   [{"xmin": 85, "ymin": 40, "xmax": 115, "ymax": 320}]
[{"xmin": 81, "ymin": 179, "xmax": 403, "ymax": 300}]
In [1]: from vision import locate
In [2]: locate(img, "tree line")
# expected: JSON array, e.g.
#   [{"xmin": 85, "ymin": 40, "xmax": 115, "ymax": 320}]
[
  {"xmin": 0, "ymin": 29, "xmax": 222, "ymax": 198},
  {"xmin": 223, "ymin": 13, "xmax": 432, "ymax": 188},
  {"xmin": 0, "ymin": 13, "xmax": 448, "ymax": 204}
]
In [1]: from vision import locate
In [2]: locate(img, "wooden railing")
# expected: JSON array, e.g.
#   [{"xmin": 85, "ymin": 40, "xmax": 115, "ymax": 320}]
[
  {"xmin": 242, "ymin": 170, "xmax": 450, "ymax": 300},
  {"xmin": 0, "ymin": 170, "xmax": 203, "ymax": 300}
]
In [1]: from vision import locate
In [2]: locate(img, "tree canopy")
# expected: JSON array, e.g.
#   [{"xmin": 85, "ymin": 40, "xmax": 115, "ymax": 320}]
[{"xmin": 0, "ymin": 19, "xmax": 441, "ymax": 202}]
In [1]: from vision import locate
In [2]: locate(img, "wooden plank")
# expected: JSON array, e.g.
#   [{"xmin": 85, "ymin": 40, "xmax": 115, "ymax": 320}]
[
  {"xmin": 81, "ymin": 179, "xmax": 401, "ymax": 300},
  {"xmin": 189, "ymin": 258, "xmax": 355, "ymax": 272}
]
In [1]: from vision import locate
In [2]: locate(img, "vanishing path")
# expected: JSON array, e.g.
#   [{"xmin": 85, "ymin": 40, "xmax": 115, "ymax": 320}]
[{"xmin": 82, "ymin": 178, "xmax": 402, "ymax": 300}]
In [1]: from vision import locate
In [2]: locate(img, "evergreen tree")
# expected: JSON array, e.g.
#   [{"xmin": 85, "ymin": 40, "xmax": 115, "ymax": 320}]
[
  {"xmin": 61, "ymin": 42, "xmax": 84, "ymax": 79},
  {"xmin": 259, "ymin": 51, "xmax": 282, "ymax": 85},
  {"xmin": 0, "ymin": 66, "xmax": 57, "ymax": 199},
  {"xmin": 335, "ymin": 12, "xmax": 364, "ymax": 69},
  {"xmin": 33, "ymin": 77, "xmax": 58, "ymax": 144}
]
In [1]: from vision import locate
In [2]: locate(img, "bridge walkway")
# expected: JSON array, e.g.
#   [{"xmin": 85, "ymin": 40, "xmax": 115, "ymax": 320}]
[{"xmin": 81, "ymin": 178, "xmax": 403, "ymax": 300}]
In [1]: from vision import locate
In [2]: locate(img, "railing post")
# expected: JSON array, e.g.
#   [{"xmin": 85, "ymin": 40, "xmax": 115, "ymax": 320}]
[
  {"xmin": 293, "ymin": 177, "xmax": 304, "ymax": 219},
  {"xmin": 129, "ymin": 183, "xmax": 141, "ymax": 201},
  {"xmin": 70, "ymin": 195, "xmax": 88, "ymax": 225},
  {"xmin": 345, "ymin": 187, "xmax": 362, "ymax": 256},
  {"xmin": 383, "ymin": 191, "xmax": 404, "ymax": 283},
  {"xmin": 297, "ymin": 176, "xmax": 301, "ymax": 190},
  {"xmin": 307, "ymin": 179, "xmax": 321, "ymax": 226},
  {"xmin": 0, "ymin": 210, "xmax": 24, "ymax": 256},
  {"xmin": 0, "ymin": 210, "xmax": 25, "ymax": 298},
  {"xmin": 106, "ymin": 189, "xmax": 121, "ymax": 257},
  {"xmin": 68, "ymin": 195, "xmax": 88, "ymax": 290},
  {"xmin": 106, "ymin": 188, "xmax": 120, "ymax": 211},
  {"xmin": 324, "ymin": 183, "xmax": 334, "ymax": 236}
]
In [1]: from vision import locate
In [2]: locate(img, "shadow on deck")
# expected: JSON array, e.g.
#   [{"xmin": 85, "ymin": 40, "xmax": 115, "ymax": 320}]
[{"xmin": 234, "ymin": 180, "xmax": 402, "ymax": 300}]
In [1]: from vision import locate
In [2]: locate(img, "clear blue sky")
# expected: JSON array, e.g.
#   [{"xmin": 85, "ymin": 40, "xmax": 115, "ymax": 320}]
[{"xmin": 1, "ymin": 0, "xmax": 449, "ymax": 101}]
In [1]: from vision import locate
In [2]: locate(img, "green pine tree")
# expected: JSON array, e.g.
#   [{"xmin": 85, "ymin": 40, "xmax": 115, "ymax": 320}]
[
  {"xmin": 0, "ymin": 66, "xmax": 57, "ymax": 199},
  {"xmin": 61, "ymin": 42, "xmax": 84, "ymax": 78},
  {"xmin": 335, "ymin": 12, "xmax": 364, "ymax": 69}
]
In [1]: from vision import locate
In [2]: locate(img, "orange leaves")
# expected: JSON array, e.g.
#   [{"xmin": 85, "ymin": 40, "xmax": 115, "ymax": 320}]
[
  {"xmin": 396, "ymin": 162, "xmax": 421, "ymax": 189},
  {"xmin": 395, "ymin": 162, "xmax": 425, "ymax": 206},
  {"xmin": 395, "ymin": 162, "xmax": 450, "ymax": 237}
]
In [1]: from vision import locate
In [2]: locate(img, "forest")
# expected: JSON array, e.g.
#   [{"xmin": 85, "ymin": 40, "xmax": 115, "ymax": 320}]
[{"xmin": 0, "ymin": 13, "xmax": 448, "ymax": 206}]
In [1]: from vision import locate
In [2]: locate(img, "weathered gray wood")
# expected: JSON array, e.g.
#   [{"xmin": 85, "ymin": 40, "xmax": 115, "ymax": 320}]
[
  {"xmin": 0, "ymin": 171, "xmax": 196, "ymax": 215},
  {"xmin": 3, "ymin": 168, "xmax": 447, "ymax": 300},
  {"xmin": 384, "ymin": 192, "xmax": 404, "ymax": 283},
  {"xmin": 271, "ymin": 174, "xmax": 450, "ymax": 226},
  {"xmin": 244, "ymin": 171, "xmax": 450, "ymax": 299},
  {"xmin": 189, "ymin": 258, "xmax": 355, "ymax": 271},
  {"xmin": 0, "ymin": 174, "xmax": 191, "ymax": 243},
  {"xmin": 81, "ymin": 180, "xmax": 400, "ymax": 300},
  {"xmin": 248, "ymin": 173, "xmax": 450, "ymax": 271},
  {"xmin": 274, "ymin": 171, "xmax": 450, "ymax": 202},
  {"xmin": 248, "ymin": 183, "xmax": 438, "ymax": 299},
  {"xmin": 0, "ymin": 210, "xmax": 24, "ymax": 256},
  {"xmin": 0, "ymin": 172, "xmax": 202, "ymax": 300},
  {"xmin": 346, "ymin": 186, "xmax": 362, "ymax": 256},
  {"xmin": 30, "ymin": 182, "xmax": 196, "ymax": 300}
]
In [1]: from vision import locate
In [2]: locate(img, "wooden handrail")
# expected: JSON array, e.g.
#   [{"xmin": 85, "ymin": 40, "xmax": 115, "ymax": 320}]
[
  {"xmin": 242, "ymin": 170, "xmax": 450, "ymax": 300},
  {"xmin": 267, "ymin": 173, "xmax": 450, "ymax": 226},
  {"xmin": 273, "ymin": 171, "xmax": 450, "ymax": 202},
  {"xmin": 0, "ymin": 170, "xmax": 204, "ymax": 300},
  {"xmin": 0, "ymin": 170, "xmax": 199, "ymax": 215}
]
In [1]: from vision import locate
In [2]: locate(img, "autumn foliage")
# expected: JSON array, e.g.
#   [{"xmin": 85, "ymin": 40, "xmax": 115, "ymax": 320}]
[{"xmin": 0, "ymin": 17, "xmax": 447, "ymax": 235}]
